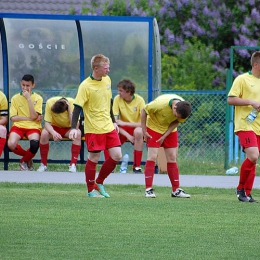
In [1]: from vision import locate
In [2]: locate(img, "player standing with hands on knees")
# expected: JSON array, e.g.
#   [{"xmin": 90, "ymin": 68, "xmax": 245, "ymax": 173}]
[
  {"xmin": 141, "ymin": 94, "xmax": 192, "ymax": 198},
  {"xmin": 8, "ymin": 74, "xmax": 43, "ymax": 171},
  {"xmin": 69, "ymin": 54, "xmax": 122, "ymax": 198},
  {"xmin": 227, "ymin": 50, "xmax": 260, "ymax": 203}
]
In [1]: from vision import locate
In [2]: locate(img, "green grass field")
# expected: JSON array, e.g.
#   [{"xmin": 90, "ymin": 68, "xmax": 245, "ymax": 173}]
[{"xmin": 1, "ymin": 183, "xmax": 260, "ymax": 260}]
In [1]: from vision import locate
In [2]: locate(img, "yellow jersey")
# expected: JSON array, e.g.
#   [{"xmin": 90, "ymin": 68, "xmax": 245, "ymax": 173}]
[
  {"xmin": 144, "ymin": 94, "xmax": 186, "ymax": 134},
  {"xmin": 10, "ymin": 91, "xmax": 43, "ymax": 130},
  {"xmin": 0, "ymin": 91, "xmax": 8, "ymax": 121},
  {"xmin": 44, "ymin": 96, "xmax": 75, "ymax": 128},
  {"xmin": 228, "ymin": 72, "xmax": 260, "ymax": 135},
  {"xmin": 74, "ymin": 75, "xmax": 114, "ymax": 134},
  {"xmin": 113, "ymin": 94, "xmax": 145, "ymax": 123}
]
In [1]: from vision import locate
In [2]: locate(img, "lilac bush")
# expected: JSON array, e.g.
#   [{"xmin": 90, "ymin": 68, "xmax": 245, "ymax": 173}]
[{"xmin": 68, "ymin": 0, "xmax": 260, "ymax": 90}]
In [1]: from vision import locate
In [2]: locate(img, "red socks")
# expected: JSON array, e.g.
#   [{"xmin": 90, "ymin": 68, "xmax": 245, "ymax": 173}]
[
  {"xmin": 70, "ymin": 144, "xmax": 81, "ymax": 165},
  {"xmin": 0, "ymin": 137, "xmax": 6, "ymax": 157},
  {"xmin": 39, "ymin": 143, "xmax": 49, "ymax": 166},
  {"xmin": 21, "ymin": 149, "xmax": 35, "ymax": 163},
  {"xmin": 144, "ymin": 160, "xmax": 155, "ymax": 189},
  {"xmin": 85, "ymin": 159, "xmax": 97, "ymax": 192},
  {"xmin": 167, "ymin": 162, "xmax": 180, "ymax": 191},
  {"xmin": 96, "ymin": 156, "xmax": 118, "ymax": 184},
  {"xmin": 12, "ymin": 144, "xmax": 26, "ymax": 156},
  {"xmin": 133, "ymin": 150, "xmax": 142, "ymax": 168},
  {"xmin": 237, "ymin": 158, "xmax": 256, "ymax": 195}
]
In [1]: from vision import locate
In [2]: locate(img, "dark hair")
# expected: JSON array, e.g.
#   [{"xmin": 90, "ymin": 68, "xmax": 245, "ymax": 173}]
[
  {"xmin": 51, "ymin": 99, "xmax": 68, "ymax": 114},
  {"xmin": 22, "ymin": 74, "xmax": 34, "ymax": 84},
  {"xmin": 176, "ymin": 101, "xmax": 192, "ymax": 119},
  {"xmin": 117, "ymin": 79, "xmax": 136, "ymax": 95}
]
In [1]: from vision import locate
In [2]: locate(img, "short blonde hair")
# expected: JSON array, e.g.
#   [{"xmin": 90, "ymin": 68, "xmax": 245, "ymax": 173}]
[
  {"xmin": 91, "ymin": 54, "xmax": 110, "ymax": 70},
  {"xmin": 251, "ymin": 51, "xmax": 260, "ymax": 66}
]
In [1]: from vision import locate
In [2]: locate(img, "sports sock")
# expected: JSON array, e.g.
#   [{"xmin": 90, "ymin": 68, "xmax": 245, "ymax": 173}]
[
  {"xmin": 144, "ymin": 160, "xmax": 155, "ymax": 189},
  {"xmin": 12, "ymin": 144, "xmax": 26, "ymax": 156},
  {"xmin": 85, "ymin": 159, "xmax": 97, "ymax": 192},
  {"xmin": 21, "ymin": 149, "xmax": 35, "ymax": 163},
  {"xmin": 237, "ymin": 158, "xmax": 255, "ymax": 190},
  {"xmin": 167, "ymin": 162, "xmax": 180, "ymax": 191},
  {"xmin": 133, "ymin": 150, "xmax": 142, "ymax": 168},
  {"xmin": 70, "ymin": 143, "xmax": 81, "ymax": 165},
  {"xmin": 39, "ymin": 143, "xmax": 49, "ymax": 166},
  {"xmin": 0, "ymin": 137, "xmax": 6, "ymax": 157},
  {"xmin": 245, "ymin": 166, "xmax": 256, "ymax": 196},
  {"xmin": 96, "ymin": 156, "xmax": 118, "ymax": 184}
]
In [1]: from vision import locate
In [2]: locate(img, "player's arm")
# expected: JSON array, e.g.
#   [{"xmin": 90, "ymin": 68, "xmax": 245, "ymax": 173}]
[
  {"xmin": 0, "ymin": 109, "xmax": 8, "ymax": 126},
  {"xmin": 110, "ymin": 98, "xmax": 119, "ymax": 132},
  {"xmin": 141, "ymin": 108, "xmax": 151, "ymax": 140},
  {"xmin": 71, "ymin": 105, "xmax": 81, "ymax": 129},
  {"xmin": 116, "ymin": 120, "xmax": 141, "ymax": 128},
  {"xmin": 110, "ymin": 98, "xmax": 116, "ymax": 123},
  {"xmin": 22, "ymin": 91, "xmax": 39, "ymax": 120},
  {"xmin": 156, "ymin": 120, "xmax": 179, "ymax": 144},
  {"xmin": 69, "ymin": 105, "xmax": 82, "ymax": 140},
  {"xmin": 227, "ymin": 96, "xmax": 260, "ymax": 109},
  {"xmin": 44, "ymin": 121, "xmax": 62, "ymax": 141}
]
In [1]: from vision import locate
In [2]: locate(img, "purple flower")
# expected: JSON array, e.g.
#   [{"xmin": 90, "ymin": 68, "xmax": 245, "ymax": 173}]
[
  {"xmin": 236, "ymin": 49, "xmax": 250, "ymax": 58},
  {"xmin": 161, "ymin": 45, "xmax": 168, "ymax": 53},
  {"xmin": 231, "ymin": 23, "xmax": 239, "ymax": 33},
  {"xmin": 181, "ymin": 0, "xmax": 190, "ymax": 6},
  {"xmin": 190, "ymin": 8, "xmax": 197, "ymax": 16},
  {"xmin": 241, "ymin": 25, "xmax": 249, "ymax": 34},
  {"xmin": 249, "ymin": 0, "xmax": 255, "ymax": 6},
  {"xmin": 251, "ymin": 8, "xmax": 260, "ymax": 24},
  {"xmin": 202, "ymin": 6, "xmax": 210, "ymax": 16},
  {"xmin": 168, "ymin": 10, "xmax": 176, "ymax": 18}
]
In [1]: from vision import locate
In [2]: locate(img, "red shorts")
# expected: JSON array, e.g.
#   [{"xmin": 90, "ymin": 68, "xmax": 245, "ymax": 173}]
[
  {"xmin": 52, "ymin": 125, "xmax": 70, "ymax": 137},
  {"xmin": 237, "ymin": 131, "xmax": 260, "ymax": 151},
  {"xmin": 119, "ymin": 126, "xmax": 134, "ymax": 144},
  {"xmin": 146, "ymin": 127, "xmax": 178, "ymax": 148},
  {"xmin": 85, "ymin": 129, "xmax": 121, "ymax": 152},
  {"xmin": 9, "ymin": 126, "xmax": 41, "ymax": 138}
]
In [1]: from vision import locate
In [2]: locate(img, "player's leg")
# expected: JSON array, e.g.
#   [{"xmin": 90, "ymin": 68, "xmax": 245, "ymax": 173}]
[
  {"xmin": 237, "ymin": 131, "xmax": 258, "ymax": 202},
  {"xmin": 22, "ymin": 130, "xmax": 41, "ymax": 171},
  {"xmin": 164, "ymin": 131, "xmax": 190, "ymax": 198},
  {"xmin": 37, "ymin": 128, "xmax": 51, "ymax": 172},
  {"xmin": 95, "ymin": 130, "xmax": 122, "ymax": 197},
  {"xmin": 133, "ymin": 127, "xmax": 144, "ymax": 173},
  {"xmin": 0, "ymin": 125, "xmax": 7, "ymax": 157},
  {"xmin": 144, "ymin": 127, "xmax": 160, "ymax": 198},
  {"xmin": 8, "ymin": 126, "xmax": 25, "ymax": 156},
  {"xmin": 64, "ymin": 128, "xmax": 81, "ymax": 173}
]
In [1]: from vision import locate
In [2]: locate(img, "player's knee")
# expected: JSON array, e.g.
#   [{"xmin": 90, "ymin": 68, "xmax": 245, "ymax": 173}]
[
  {"xmin": 0, "ymin": 126, "xmax": 7, "ymax": 137},
  {"xmin": 7, "ymin": 139, "xmax": 16, "ymax": 151},
  {"xmin": 30, "ymin": 140, "xmax": 39, "ymax": 154}
]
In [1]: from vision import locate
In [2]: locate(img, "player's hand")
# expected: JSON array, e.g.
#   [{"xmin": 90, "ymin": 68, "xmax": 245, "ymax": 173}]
[
  {"xmin": 69, "ymin": 129, "xmax": 78, "ymax": 140},
  {"xmin": 52, "ymin": 131, "xmax": 62, "ymax": 141},
  {"xmin": 36, "ymin": 115, "xmax": 43, "ymax": 121},
  {"xmin": 143, "ymin": 131, "xmax": 152, "ymax": 142},
  {"xmin": 156, "ymin": 136, "xmax": 165, "ymax": 145},
  {"xmin": 116, "ymin": 120, "xmax": 125, "ymax": 126},
  {"xmin": 127, "ymin": 135, "xmax": 134, "ymax": 144},
  {"xmin": 114, "ymin": 123, "xmax": 119, "ymax": 133},
  {"xmin": 22, "ymin": 90, "xmax": 30, "ymax": 100}
]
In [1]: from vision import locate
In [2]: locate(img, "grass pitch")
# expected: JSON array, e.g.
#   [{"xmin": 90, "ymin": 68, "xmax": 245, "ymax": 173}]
[{"xmin": 0, "ymin": 183, "xmax": 260, "ymax": 260}]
